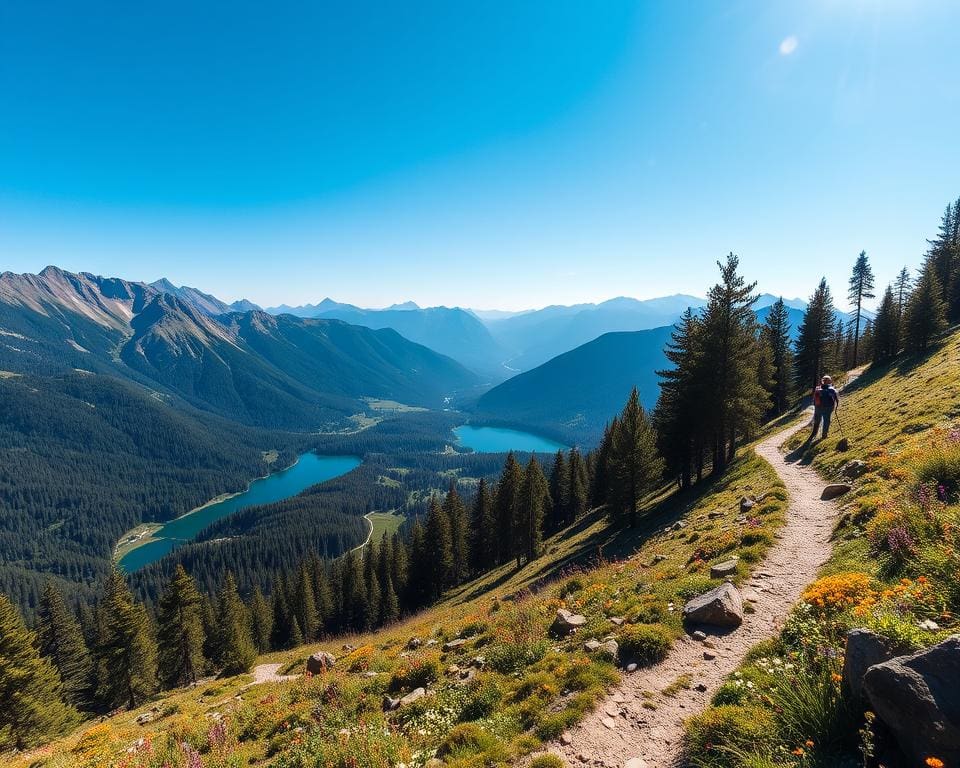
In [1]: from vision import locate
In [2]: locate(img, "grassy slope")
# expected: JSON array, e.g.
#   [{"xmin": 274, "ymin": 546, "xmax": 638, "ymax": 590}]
[
  {"xmin": 17, "ymin": 449, "xmax": 790, "ymax": 768},
  {"xmin": 687, "ymin": 328, "xmax": 960, "ymax": 767}
]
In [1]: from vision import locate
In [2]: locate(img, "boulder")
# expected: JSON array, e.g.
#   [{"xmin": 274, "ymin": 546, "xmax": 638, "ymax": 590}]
[
  {"xmin": 442, "ymin": 638, "xmax": 468, "ymax": 652},
  {"xmin": 710, "ymin": 559, "xmax": 738, "ymax": 579},
  {"xmin": 841, "ymin": 460, "xmax": 868, "ymax": 479},
  {"xmin": 682, "ymin": 583, "xmax": 744, "ymax": 628},
  {"xmin": 842, "ymin": 629, "xmax": 912, "ymax": 703},
  {"xmin": 821, "ymin": 483, "xmax": 852, "ymax": 500},
  {"xmin": 739, "ymin": 496, "xmax": 756, "ymax": 513},
  {"xmin": 551, "ymin": 608, "xmax": 588, "ymax": 636},
  {"xmin": 599, "ymin": 639, "xmax": 619, "ymax": 662},
  {"xmin": 920, "ymin": 619, "xmax": 941, "ymax": 631},
  {"xmin": 863, "ymin": 635, "xmax": 960, "ymax": 765},
  {"xmin": 691, "ymin": 630, "xmax": 707, "ymax": 642},
  {"xmin": 398, "ymin": 687, "xmax": 427, "ymax": 707},
  {"xmin": 584, "ymin": 639, "xmax": 602, "ymax": 652},
  {"xmin": 407, "ymin": 637, "xmax": 423, "ymax": 650},
  {"xmin": 306, "ymin": 651, "xmax": 336, "ymax": 674}
]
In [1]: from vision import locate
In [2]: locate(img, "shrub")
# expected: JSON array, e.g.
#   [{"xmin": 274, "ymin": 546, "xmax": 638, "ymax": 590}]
[
  {"xmin": 486, "ymin": 639, "xmax": 550, "ymax": 674},
  {"xmin": 618, "ymin": 623, "xmax": 673, "ymax": 665},
  {"xmin": 388, "ymin": 655, "xmax": 441, "ymax": 692},
  {"xmin": 685, "ymin": 705, "xmax": 777, "ymax": 768},
  {"xmin": 559, "ymin": 578, "xmax": 585, "ymax": 599},
  {"xmin": 529, "ymin": 755, "xmax": 565, "ymax": 768},
  {"xmin": 674, "ymin": 575, "xmax": 717, "ymax": 601},
  {"xmin": 911, "ymin": 437, "xmax": 960, "ymax": 500},
  {"xmin": 436, "ymin": 722, "xmax": 501, "ymax": 760},
  {"xmin": 459, "ymin": 675, "xmax": 503, "ymax": 721}
]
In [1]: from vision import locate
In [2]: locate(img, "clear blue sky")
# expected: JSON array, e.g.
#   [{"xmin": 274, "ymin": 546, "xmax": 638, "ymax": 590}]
[{"xmin": 2, "ymin": 1, "xmax": 958, "ymax": 310}]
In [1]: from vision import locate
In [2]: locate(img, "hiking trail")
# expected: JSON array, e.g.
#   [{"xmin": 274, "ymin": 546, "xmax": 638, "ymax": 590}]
[{"xmin": 548, "ymin": 403, "xmax": 853, "ymax": 768}]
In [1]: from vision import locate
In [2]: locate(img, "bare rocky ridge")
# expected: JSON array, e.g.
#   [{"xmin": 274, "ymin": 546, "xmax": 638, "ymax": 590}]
[{"xmin": 548, "ymin": 419, "xmax": 843, "ymax": 767}]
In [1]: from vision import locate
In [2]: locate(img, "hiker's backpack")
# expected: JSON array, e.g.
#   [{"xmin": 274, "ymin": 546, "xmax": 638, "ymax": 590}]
[{"xmin": 813, "ymin": 386, "xmax": 823, "ymax": 407}]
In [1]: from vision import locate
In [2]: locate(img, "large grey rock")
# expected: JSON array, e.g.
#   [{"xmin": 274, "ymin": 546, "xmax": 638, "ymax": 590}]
[
  {"xmin": 842, "ymin": 629, "xmax": 911, "ymax": 704},
  {"xmin": 682, "ymin": 583, "xmax": 743, "ymax": 628},
  {"xmin": 305, "ymin": 651, "xmax": 336, "ymax": 674},
  {"xmin": 710, "ymin": 559, "xmax": 738, "ymax": 579},
  {"xmin": 399, "ymin": 687, "xmax": 427, "ymax": 707},
  {"xmin": 442, "ymin": 638, "xmax": 468, "ymax": 652},
  {"xmin": 599, "ymin": 639, "xmax": 619, "ymax": 662},
  {"xmin": 821, "ymin": 483, "xmax": 852, "ymax": 500},
  {"xmin": 551, "ymin": 608, "xmax": 588, "ymax": 636},
  {"xmin": 739, "ymin": 496, "xmax": 756, "ymax": 513},
  {"xmin": 863, "ymin": 635, "xmax": 960, "ymax": 765}
]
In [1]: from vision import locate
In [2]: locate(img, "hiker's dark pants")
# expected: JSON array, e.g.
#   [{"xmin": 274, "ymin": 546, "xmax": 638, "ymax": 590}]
[{"xmin": 811, "ymin": 408, "xmax": 833, "ymax": 439}]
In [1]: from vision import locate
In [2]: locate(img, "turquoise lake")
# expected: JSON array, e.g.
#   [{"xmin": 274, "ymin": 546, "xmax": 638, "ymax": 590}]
[
  {"xmin": 453, "ymin": 425, "xmax": 568, "ymax": 453},
  {"xmin": 119, "ymin": 453, "xmax": 360, "ymax": 572}
]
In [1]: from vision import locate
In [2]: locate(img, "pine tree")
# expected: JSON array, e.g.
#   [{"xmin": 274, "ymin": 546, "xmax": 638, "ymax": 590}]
[
  {"xmin": 654, "ymin": 309, "xmax": 705, "ymax": 488},
  {"xmin": 903, "ymin": 265, "xmax": 948, "ymax": 353},
  {"xmin": 469, "ymin": 477, "xmax": 496, "ymax": 574},
  {"xmin": 362, "ymin": 541, "xmax": 381, "ymax": 630},
  {"xmin": 608, "ymin": 388, "xmax": 664, "ymax": 526},
  {"xmin": 547, "ymin": 450, "xmax": 570, "ymax": 532},
  {"xmin": 794, "ymin": 278, "xmax": 838, "ymax": 391},
  {"xmin": 215, "ymin": 573, "xmax": 256, "ymax": 676},
  {"xmin": 698, "ymin": 254, "xmax": 766, "ymax": 471},
  {"xmin": 293, "ymin": 564, "xmax": 319, "ymax": 643},
  {"xmin": 515, "ymin": 456, "xmax": 550, "ymax": 566},
  {"xmin": 925, "ymin": 202, "xmax": 958, "ymax": 309},
  {"xmin": 760, "ymin": 298, "xmax": 793, "ymax": 416},
  {"xmin": 568, "ymin": 449, "xmax": 589, "ymax": 519},
  {"xmin": 0, "ymin": 593, "xmax": 76, "ymax": 750},
  {"xmin": 872, "ymin": 285, "xmax": 899, "ymax": 364},
  {"xmin": 249, "ymin": 586, "xmax": 273, "ymax": 653},
  {"xmin": 443, "ymin": 482, "xmax": 470, "ymax": 584},
  {"xmin": 494, "ymin": 453, "xmax": 522, "ymax": 564},
  {"xmin": 35, "ymin": 581, "xmax": 93, "ymax": 708},
  {"xmin": 341, "ymin": 549, "xmax": 369, "ymax": 630},
  {"xmin": 425, "ymin": 495, "xmax": 454, "ymax": 598},
  {"xmin": 590, "ymin": 420, "xmax": 618, "ymax": 503},
  {"xmin": 847, "ymin": 251, "xmax": 876, "ymax": 366},
  {"xmin": 405, "ymin": 519, "xmax": 429, "ymax": 608},
  {"xmin": 156, "ymin": 566, "xmax": 205, "ymax": 689},
  {"xmin": 96, "ymin": 570, "xmax": 157, "ymax": 709},
  {"xmin": 270, "ymin": 577, "xmax": 295, "ymax": 649},
  {"xmin": 390, "ymin": 531, "xmax": 409, "ymax": 601},
  {"xmin": 378, "ymin": 532, "xmax": 400, "ymax": 624}
]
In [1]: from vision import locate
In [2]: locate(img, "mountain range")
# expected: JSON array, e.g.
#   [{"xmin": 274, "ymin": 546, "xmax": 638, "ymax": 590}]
[{"xmin": 0, "ymin": 267, "xmax": 476, "ymax": 429}]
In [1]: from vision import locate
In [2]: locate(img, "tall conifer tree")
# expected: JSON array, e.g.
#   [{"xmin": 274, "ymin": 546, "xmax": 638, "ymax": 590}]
[
  {"xmin": 469, "ymin": 478, "xmax": 496, "ymax": 574},
  {"xmin": 249, "ymin": 586, "xmax": 273, "ymax": 653},
  {"xmin": 0, "ymin": 594, "xmax": 76, "ymax": 750},
  {"xmin": 443, "ymin": 482, "xmax": 470, "ymax": 584},
  {"xmin": 760, "ymin": 298, "xmax": 793, "ymax": 415},
  {"xmin": 215, "ymin": 573, "xmax": 256, "ymax": 675},
  {"xmin": 515, "ymin": 456, "xmax": 550, "ymax": 566},
  {"xmin": 904, "ymin": 265, "xmax": 948, "ymax": 353},
  {"xmin": 494, "ymin": 453, "xmax": 523, "ymax": 564},
  {"xmin": 794, "ymin": 278, "xmax": 838, "ymax": 390},
  {"xmin": 96, "ymin": 570, "xmax": 157, "ymax": 709},
  {"xmin": 608, "ymin": 388, "xmax": 664, "ymax": 526},
  {"xmin": 35, "ymin": 581, "xmax": 93, "ymax": 708},
  {"xmin": 847, "ymin": 251, "xmax": 876, "ymax": 366},
  {"xmin": 156, "ymin": 566, "xmax": 205, "ymax": 689}
]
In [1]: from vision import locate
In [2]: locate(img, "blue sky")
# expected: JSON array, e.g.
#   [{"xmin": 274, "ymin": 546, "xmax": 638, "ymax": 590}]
[{"xmin": 2, "ymin": 1, "xmax": 958, "ymax": 310}]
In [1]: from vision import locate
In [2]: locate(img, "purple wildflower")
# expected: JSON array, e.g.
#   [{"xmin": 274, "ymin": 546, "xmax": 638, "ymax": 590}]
[{"xmin": 887, "ymin": 525, "xmax": 915, "ymax": 556}]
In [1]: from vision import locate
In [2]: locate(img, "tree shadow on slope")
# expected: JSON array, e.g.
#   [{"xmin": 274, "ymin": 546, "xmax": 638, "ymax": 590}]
[{"xmin": 451, "ymin": 471, "xmax": 728, "ymax": 605}]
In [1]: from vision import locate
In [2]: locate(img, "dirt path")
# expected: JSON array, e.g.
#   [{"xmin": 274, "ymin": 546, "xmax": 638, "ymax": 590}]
[
  {"xmin": 550, "ymin": 419, "xmax": 843, "ymax": 768},
  {"xmin": 248, "ymin": 663, "xmax": 299, "ymax": 685}
]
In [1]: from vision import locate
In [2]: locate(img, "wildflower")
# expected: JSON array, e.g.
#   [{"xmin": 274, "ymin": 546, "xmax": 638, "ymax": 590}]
[
  {"xmin": 805, "ymin": 740, "xmax": 815, "ymax": 748},
  {"xmin": 925, "ymin": 759, "xmax": 944, "ymax": 768},
  {"xmin": 831, "ymin": 673, "xmax": 842, "ymax": 683},
  {"xmin": 792, "ymin": 747, "xmax": 805, "ymax": 756}
]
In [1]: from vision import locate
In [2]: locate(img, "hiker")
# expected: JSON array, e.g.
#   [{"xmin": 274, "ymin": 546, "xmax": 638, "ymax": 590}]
[{"xmin": 810, "ymin": 375, "xmax": 839, "ymax": 440}]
